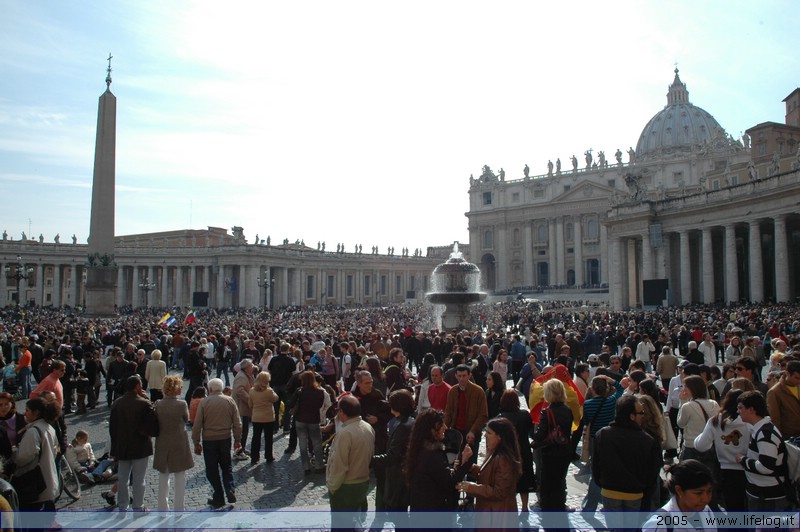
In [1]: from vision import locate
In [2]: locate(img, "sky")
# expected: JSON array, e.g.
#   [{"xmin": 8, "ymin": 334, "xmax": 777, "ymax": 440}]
[{"xmin": 1, "ymin": 1, "xmax": 798, "ymax": 252}]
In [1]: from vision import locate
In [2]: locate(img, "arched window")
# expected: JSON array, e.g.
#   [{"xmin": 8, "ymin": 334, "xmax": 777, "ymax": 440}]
[
  {"xmin": 537, "ymin": 224, "xmax": 547, "ymax": 243},
  {"xmin": 483, "ymin": 229, "xmax": 493, "ymax": 249},
  {"xmin": 587, "ymin": 218, "xmax": 598, "ymax": 240}
]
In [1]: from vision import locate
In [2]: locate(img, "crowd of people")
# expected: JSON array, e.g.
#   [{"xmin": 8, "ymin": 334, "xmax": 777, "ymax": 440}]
[{"xmin": 1, "ymin": 299, "xmax": 800, "ymax": 530}]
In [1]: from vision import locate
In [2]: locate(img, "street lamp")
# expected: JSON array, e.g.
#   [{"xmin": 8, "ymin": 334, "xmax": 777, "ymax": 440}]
[
  {"xmin": 4, "ymin": 255, "xmax": 33, "ymax": 307},
  {"xmin": 256, "ymin": 272, "xmax": 275, "ymax": 309},
  {"xmin": 138, "ymin": 277, "xmax": 156, "ymax": 307}
]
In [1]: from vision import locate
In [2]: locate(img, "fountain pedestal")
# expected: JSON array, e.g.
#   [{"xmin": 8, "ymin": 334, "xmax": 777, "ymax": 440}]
[{"xmin": 425, "ymin": 243, "xmax": 487, "ymax": 331}]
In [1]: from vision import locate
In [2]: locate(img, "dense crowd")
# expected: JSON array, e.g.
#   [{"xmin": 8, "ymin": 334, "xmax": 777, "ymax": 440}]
[{"xmin": 1, "ymin": 300, "xmax": 800, "ymax": 530}]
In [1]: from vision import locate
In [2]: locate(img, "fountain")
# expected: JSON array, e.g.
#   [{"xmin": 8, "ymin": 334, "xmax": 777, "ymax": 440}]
[{"xmin": 426, "ymin": 242, "xmax": 487, "ymax": 330}]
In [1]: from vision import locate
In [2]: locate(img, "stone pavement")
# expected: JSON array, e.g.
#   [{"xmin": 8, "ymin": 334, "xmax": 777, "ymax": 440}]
[{"xmin": 47, "ymin": 373, "xmax": 595, "ymax": 529}]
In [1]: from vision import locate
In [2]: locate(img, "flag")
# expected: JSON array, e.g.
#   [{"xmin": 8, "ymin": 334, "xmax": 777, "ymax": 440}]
[
  {"xmin": 165, "ymin": 316, "xmax": 177, "ymax": 326},
  {"xmin": 184, "ymin": 310, "xmax": 196, "ymax": 324},
  {"xmin": 528, "ymin": 364, "xmax": 584, "ymax": 431},
  {"xmin": 157, "ymin": 313, "xmax": 171, "ymax": 326}
]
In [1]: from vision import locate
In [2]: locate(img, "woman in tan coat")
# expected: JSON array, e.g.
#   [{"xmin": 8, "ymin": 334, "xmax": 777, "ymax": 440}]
[
  {"xmin": 153, "ymin": 375, "xmax": 194, "ymax": 510},
  {"xmin": 457, "ymin": 417, "xmax": 521, "ymax": 531},
  {"xmin": 248, "ymin": 371, "xmax": 279, "ymax": 464}
]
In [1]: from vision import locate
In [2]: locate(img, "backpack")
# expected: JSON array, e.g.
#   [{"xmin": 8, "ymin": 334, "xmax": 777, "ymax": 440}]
[{"xmin": 544, "ymin": 406, "xmax": 569, "ymax": 447}]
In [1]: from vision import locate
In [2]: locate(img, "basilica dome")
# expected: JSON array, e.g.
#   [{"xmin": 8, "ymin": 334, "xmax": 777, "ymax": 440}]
[{"xmin": 635, "ymin": 69, "xmax": 725, "ymax": 160}]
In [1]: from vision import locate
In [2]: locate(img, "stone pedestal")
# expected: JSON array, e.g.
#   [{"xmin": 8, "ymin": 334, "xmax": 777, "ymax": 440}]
[{"xmin": 85, "ymin": 266, "xmax": 118, "ymax": 317}]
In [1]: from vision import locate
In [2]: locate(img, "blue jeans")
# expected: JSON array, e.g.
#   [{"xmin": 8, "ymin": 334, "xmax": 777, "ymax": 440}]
[
  {"xmin": 117, "ymin": 456, "xmax": 149, "ymax": 510},
  {"xmin": 296, "ymin": 421, "xmax": 323, "ymax": 471},
  {"xmin": 18, "ymin": 366, "xmax": 32, "ymax": 398},
  {"xmin": 203, "ymin": 438, "xmax": 234, "ymax": 503},
  {"xmin": 90, "ymin": 458, "xmax": 114, "ymax": 479},
  {"xmin": 602, "ymin": 495, "xmax": 643, "ymax": 532}
]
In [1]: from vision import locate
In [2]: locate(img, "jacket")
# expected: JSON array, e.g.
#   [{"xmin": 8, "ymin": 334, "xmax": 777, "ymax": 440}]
[
  {"xmin": 443, "ymin": 381, "xmax": 489, "ymax": 436},
  {"xmin": 109, "ymin": 391, "xmax": 155, "ymax": 460},
  {"xmin": 592, "ymin": 420, "xmax": 661, "ymax": 496},
  {"xmin": 153, "ymin": 396, "xmax": 194, "ymax": 473},
  {"xmin": 14, "ymin": 420, "xmax": 59, "ymax": 503},
  {"xmin": 233, "ymin": 370, "xmax": 254, "ymax": 417},
  {"xmin": 766, "ymin": 376, "xmax": 800, "ymax": 438},
  {"xmin": 144, "ymin": 359, "xmax": 167, "ymax": 391},
  {"xmin": 409, "ymin": 441, "xmax": 471, "ymax": 511},
  {"xmin": 192, "ymin": 392, "xmax": 242, "ymax": 444},
  {"xmin": 371, "ymin": 416, "xmax": 414, "ymax": 510},
  {"xmin": 248, "ymin": 386, "xmax": 279, "ymax": 423},
  {"xmin": 471, "ymin": 453, "xmax": 520, "ymax": 532},
  {"xmin": 326, "ymin": 416, "xmax": 374, "ymax": 494},
  {"xmin": 532, "ymin": 401, "xmax": 574, "ymax": 457}
]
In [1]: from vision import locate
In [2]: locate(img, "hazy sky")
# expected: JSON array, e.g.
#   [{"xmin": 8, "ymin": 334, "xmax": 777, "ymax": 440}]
[{"xmin": 1, "ymin": 1, "xmax": 797, "ymax": 251}]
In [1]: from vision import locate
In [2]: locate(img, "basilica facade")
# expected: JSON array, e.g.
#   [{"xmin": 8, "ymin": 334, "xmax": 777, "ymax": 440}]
[{"xmin": 467, "ymin": 70, "xmax": 800, "ymax": 309}]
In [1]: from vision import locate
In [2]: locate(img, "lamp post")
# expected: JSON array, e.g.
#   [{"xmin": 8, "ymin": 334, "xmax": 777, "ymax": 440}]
[
  {"xmin": 138, "ymin": 277, "xmax": 156, "ymax": 308},
  {"xmin": 256, "ymin": 272, "xmax": 275, "ymax": 309},
  {"xmin": 4, "ymin": 255, "xmax": 33, "ymax": 307}
]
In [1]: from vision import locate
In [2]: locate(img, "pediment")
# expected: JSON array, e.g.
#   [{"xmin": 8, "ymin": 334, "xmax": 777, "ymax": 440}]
[{"xmin": 552, "ymin": 181, "xmax": 615, "ymax": 202}]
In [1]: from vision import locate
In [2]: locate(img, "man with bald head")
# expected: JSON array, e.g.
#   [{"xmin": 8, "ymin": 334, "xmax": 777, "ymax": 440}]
[{"xmin": 327, "ymin": 394, "xmax": 374, "ymax": 531}]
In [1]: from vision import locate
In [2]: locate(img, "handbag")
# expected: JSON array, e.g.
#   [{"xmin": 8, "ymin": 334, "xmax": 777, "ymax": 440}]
[
  {"xmin": 662, "ymin": 411, "xmax": 678, "ymax": 450},
  {"xmin": 580, "ymin": 396, "xmax": 607, "ymax": 461},
  {"xmin": 544, "ymin": 407, "xmax": 569, "ymax": 447},
  {"xmin": 11, "ymin": 426, "xmax": 47, "ymax": 504}
]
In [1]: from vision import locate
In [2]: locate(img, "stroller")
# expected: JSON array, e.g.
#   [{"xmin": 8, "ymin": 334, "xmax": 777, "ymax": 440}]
[
  {"xmin": 1, "ymin": 366, "xmax": 19, "ymax": 399},
  {"xmin": 443, "ymin": 429, "xmax": 475, "ymax": 514}
]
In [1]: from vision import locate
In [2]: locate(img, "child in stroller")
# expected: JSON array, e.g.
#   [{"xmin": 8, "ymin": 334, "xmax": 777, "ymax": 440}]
[{"xmin": 1, "ymin": 365, "xmax": 19, "ymax": 399}]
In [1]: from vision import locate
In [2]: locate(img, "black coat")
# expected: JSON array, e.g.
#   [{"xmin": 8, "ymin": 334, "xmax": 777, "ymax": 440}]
[
  {"xmin": 592, "ymin": 420, "xmax": 661, "ymax": 495},
  {"xmin": 532, "ymin": 401, "xmax": 574, "ymax": 457},
  {"xmin": 109, "ymin": 391, "xmax": 155, "ymax": 460},
  {"xmin": 372, "ymin": 416, "xmax": 414, "ymax": 510},
  {"xmin": 409, "ymin": 442, "xmax": 471, "ymax": 511}
]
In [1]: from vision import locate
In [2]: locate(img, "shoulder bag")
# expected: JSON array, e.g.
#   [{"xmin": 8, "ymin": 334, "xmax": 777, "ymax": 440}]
[{"xmin": 12, "ymin": 426, "xmax": 47, "ymax": 504}]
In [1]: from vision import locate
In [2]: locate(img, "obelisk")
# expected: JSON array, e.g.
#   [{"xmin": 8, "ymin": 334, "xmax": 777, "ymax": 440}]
[{"xmin": 85, "ymin": 53, "xmax": 118, "ymax": 316}]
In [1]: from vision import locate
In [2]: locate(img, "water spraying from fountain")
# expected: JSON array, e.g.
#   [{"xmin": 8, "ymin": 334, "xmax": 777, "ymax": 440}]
[{"xmin": 425, "ymin": 242, "xmax": 487, "ymax": 330}]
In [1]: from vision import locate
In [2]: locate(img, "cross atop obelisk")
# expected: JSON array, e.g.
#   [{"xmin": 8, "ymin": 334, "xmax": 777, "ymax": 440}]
[{"xmin": 106, "ymin": 53, "xmax": 113, "ymax": 88}]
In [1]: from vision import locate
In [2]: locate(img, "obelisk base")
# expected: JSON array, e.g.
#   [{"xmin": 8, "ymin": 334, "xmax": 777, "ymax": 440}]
[{"xmin": 85, "ymin": 266, "xmax": 118, "ymax": 317}]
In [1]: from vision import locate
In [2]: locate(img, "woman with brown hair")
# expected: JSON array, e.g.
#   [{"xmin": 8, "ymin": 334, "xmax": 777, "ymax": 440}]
[
  {"xmin": 248, "ymin": 371, "xmax": 279, "ymax": 464},
  {"xmin": 288, "ymin": 371, "xmax": 327, "ymax": 474},
  {"xmin": 497, "ymin": 389, "xmax": 536, "ymax": 510}
]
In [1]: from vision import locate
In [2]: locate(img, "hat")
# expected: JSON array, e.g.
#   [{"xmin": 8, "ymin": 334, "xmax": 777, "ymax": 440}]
[
  {"xmin": 239, "ymin": 358, "xmax": 254, "ymax": 370},
  {"xmin": 587, "ymin": 354, "xmax": 599, "ymax": 362},
  {"xmin": 679, "ymin": 359, "xmax": 692, "ymax": 369}
]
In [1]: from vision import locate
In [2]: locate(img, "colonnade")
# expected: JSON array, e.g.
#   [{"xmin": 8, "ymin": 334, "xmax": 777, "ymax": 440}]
[{"xmin": 610, "ymin": 214, "xmax": 796, "ymax": 308}]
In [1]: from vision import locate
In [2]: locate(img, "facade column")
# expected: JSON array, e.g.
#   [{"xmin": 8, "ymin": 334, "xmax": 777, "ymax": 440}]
[
  {"xmin": 627, "ymin": 239, "xmax": 637, "ymax": 307},
  {"xmin": 34, "ymin": 264, "xmax": 43, "ymax": 306},
  {"xmin": 600, "ymin": 222, "xmax": 609, "ymax": 285},
  {"xmin": 524, "ymin": 224, "xmax": 534, "ymax": 287},
  {"xmin": 749, "ymin": 220, "xmax": 764, "ymax": 302},
  {"xmin": 131, "ymin": 265, "xmax": 140, "ymax": 308},
  {"xmin": 116, "ymin": 267, "xmax": 125, "ymax": 308},
  {"xmin": 679, "ymin": 230, "xmax": 692, "ymax": 305},
  {"xmin": 555, "ymin": 217, "xmax": 565, "ymax": 285},
  {"xmin": 496, "ymin": 226, "xmax": 507, "ymax": 290},
  {"xmin": 239, "ymin": 265, "xmax": 248, "ymax": 308},
  {"xmin": 53, "ymin": 264, "xmax": 62, "ymax": 307},
  {"xmin": 175, "ymin": 266, "xmax": 184, "ymax": 307},
  {"xmin": 724, "ymin": 225, "xmax": 739, "ymax": 303},
  {"xmin": 610, "ymin": 238, "xmax": 624, "ymax": 309},
  {"xmin": 642, "ymin": 232, "xmax": 653, "ymax": 281},
  {"xmin": 774, "ymin": 214, "xmax": 789, "ymax": 302},
  {"xmin": 146, "ymin": 265, "xmax": 155, "ymax": 307},
  {"xmin": 69, "ymin": 266, "xmax": 78, "ymax": 307},
  {"xmin": 574, "ymin": 217, "xmax": 583, "ymax": 287},
  {"xmin": 548, "ymin": 220, "xmax": 557, "ymax": 287},
  {"xmin": 702, "ymin": 228, "xmax": 714, "ymax": 304}
]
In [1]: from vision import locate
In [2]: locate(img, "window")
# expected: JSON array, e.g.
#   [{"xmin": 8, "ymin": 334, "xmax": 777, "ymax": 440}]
[
  {"xmin": 482, "ymin": 192, "xmax": 492, "ymax": 205},
  {"xmin": 512, "ymin": 192, "xmax": 520, "ymax": 202},
  {"xmin": 607, "ymin": 179, "xmax": 615, "ymax": 188},
  {"xmin": 712, "ymin": 179, "xmax": 720, "ymax": 190},
  {"xmin": 410, "ymin": 275, "xmax": 416, "ymax": 290},
  {"xmin": 396, "ymin": 275, "xmax": 401, "ymax": 295},
  {"xmin": 566, "ymin": 223, "xmax": 574, "ymax": 243},
  {"xmin": 513, "ymin": 228, "xmax": 520, "ymax": 246},
  {"xmin": 758, "ymin": 143, "xmax": 766, "ymax": 155},
  {"xmin": 380, "ymin": 275, "xmax": 387, "ymax": 296},
  {"xmin": 730, "ymin": 175, "xmax": 739, "ymax": 186},
  {"xmin": 483, "ymin": 229, "xmax": 493, "ymax": 249},
  {"xmin": 533, "ymin": 189, "xmax": 545, "ymax": 198},
  {"xmin": 306, "ymin": 275, "xmax": 315, "ymax": 299},
  {"xmin": 346, "ymin": 275, "xmax": 353, "ymax": 297},
  {"xmin": 537, "ymin": 224, "xmax": 547, "ymax": 243},
  {"xmin": 364, "ymin": 275, "xmax": 371, "ymax": 296},
  {"xmin": 587, "ymin": 218, "xmax": 598, "ymax": 240},
  {"xmin": 564, "ymin": 185, "xmax": 571, "ymax": 193},
  {"xmin": 327, "ymin": 275, "xmax": 334, "ymax": 298},
  {"xmin": 537, "ymin": 250, "xmax": 546, "ymax": 255}
]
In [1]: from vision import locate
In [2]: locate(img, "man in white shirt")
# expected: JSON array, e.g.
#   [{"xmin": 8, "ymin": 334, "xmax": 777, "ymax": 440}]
[{"xmin": 698, "ymin": 333, "xmax": 717, "ymax": 367}]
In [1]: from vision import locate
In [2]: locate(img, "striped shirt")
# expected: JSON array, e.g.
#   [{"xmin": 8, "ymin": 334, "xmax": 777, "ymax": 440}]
[
  {"xmin": 581, "ymin": 380, "xmax": 624, "ymax": 437},
  {"xmin": 741, "ymin": 416, "xmax": 787, "ymax": 499}
]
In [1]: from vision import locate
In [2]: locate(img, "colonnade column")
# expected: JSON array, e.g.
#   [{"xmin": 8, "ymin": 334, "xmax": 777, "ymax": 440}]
[
  {"xmin": 160, "ymin": 267, "xmax": 169, "ymax": 308},
  {"xmin": 749, "ymin": 221, "xmax": 764, "ymax": 302},
  {"xmin": 69, "ymin": 266, "xmax": 78, "ymax": 306},
  {"xmin": 0, "ymin": 262, "xmax": 5, "ymax": 307},
  {"xmin": 188, "ymin": 265, "xmax": 197, "ymax": 307},
  {"xmin": 147, "ymin": 266, "xmax": 155, "ymax": 307},
  {"xmin": 701, "ymin": 228, "xmax": 714, "ymax": 304},
  {"xmin": 774, "ymin": 214, "xmax": 789, "ymax": 302},
  {"xmin": 724, "ymin": 225, "xmax": 739, "ymax": 303},
  {"xmin": 679, "ymin": 231, "xmax": 692, "ymax": 305},
  {"xmin": 216, "ymin": 265, "xmax": 225, "ymax": 308},
  {"xmin": 131, "ymin": 266, "xmax": 140, "ymax": 308},
  {"xmin": 496, "ymin": 226, "xmax": 507, "ymax": 289},
  {"xmin": 239, "ymin": 265, "xmax": 248, "ymax": 308},
  {"xmin": 524, "ymin": 224, "xmax": 534, "ymax": 286},
  {"xmin": 574, "ymin": 217, "xmax": 583, "ymax": 287},
  {"xmin": 175, "ymin": 267, "xmax": 184, "ymax": 307},
  {"xmin": 117, "ymin": 267, "xmax": 125, "ymax": 308},
  {"xmin": 53, "ymin": 265, "xmax": 62, "ymax": 307}
]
